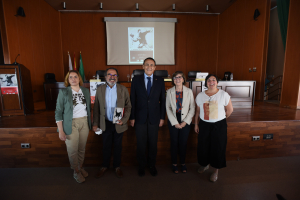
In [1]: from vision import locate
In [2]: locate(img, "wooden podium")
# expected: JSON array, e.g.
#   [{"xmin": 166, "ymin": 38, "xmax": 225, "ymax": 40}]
[{"xmin": 0, "ymin": 64, "xmax": 34, "ymax": 116}]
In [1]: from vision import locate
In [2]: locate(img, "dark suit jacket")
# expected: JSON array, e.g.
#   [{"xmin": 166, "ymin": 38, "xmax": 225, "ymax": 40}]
[
  {"xmin": 130, "ymin": 74, "xmax": 166, "ymax": 125},
  {"xmin": 93, "ymin": 84, "xmax": 131, "ymax": 133}
]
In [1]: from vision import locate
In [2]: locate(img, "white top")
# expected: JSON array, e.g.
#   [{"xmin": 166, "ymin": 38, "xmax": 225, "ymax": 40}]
[
  {"xmin": 195, "ymin": 89, "xmax": 230, "ymax": 123},
  {"xmin": 72, "ymin": 89, "xmax": 88, "ymax": 119}
]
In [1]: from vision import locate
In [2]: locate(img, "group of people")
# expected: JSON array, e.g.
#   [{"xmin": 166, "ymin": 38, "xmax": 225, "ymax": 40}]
[{"xmin": 55, "ymin": 57, "xmax": 233, "ymax": 184}]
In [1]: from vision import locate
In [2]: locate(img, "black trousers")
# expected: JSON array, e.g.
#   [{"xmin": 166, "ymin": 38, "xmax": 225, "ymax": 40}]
[
  {"xmin": 168, "ymin": 113, "xmax": 190, "ymax": 164},
  {"xmin": 102, "ymin": 120, "xmax": 124, "ymax": 168},
  {"xmin": 135, "ymin": 121, "xmax": 159, "ymax": 168},
  {"xmin": 197, "ymin": 118, "xmax": 227, "ymax": 169}
]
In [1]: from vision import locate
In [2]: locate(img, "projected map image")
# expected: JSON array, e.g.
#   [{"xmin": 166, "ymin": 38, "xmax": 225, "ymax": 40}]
[{"xmin": 128, "ymin": 27, "xmax": 154, "ymax": 64}]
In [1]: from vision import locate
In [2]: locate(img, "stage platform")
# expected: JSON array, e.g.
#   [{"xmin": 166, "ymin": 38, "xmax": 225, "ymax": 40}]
[{"xmin": 1, "ymin": 101, "xmax": 300, "ymax": 168}]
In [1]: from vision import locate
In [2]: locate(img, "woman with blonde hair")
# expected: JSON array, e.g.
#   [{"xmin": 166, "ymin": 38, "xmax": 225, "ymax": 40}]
[{"xmin": 55, "ymin": 70, "xmax": 91, "ymax": 183}]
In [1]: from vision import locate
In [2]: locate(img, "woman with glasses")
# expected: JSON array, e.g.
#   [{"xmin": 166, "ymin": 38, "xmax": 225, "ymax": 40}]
[
  {"xmin": 55, "ymin": 70, "xmax": 91, "ymax": 183},
  {"xmin": 166, "ymin": 71, "xmax": 195, "ymax": 173},
  {"xmin": 194, "ymin": 74, "xmax": 233, "ymax": 182}
]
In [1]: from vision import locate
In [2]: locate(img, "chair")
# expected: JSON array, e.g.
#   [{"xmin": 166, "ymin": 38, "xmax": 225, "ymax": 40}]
[
  {"xmin": 96, "ymin": 70, "xmax": 105, "ymax": 78},
  {"xmin": 187, "ymin": 71, "xmax": 201, "ymax": 79},
  {"xmin": 44, "ymin": 73, "xmax": 57, "ymax": 110},
  {"xmin": 154, "ymin": 70, "xmax": 168, "ymax": 78},
  {"xmin": 44, "ymin": 73, "xmax": 57, "ymax": 83},
  {"xmin": 222, "ymin": 71, "xmax": 232, "ymax": 80},
  {"xmin": 133, "ymin": 69, "xmax": 144, "ymax": 76}
]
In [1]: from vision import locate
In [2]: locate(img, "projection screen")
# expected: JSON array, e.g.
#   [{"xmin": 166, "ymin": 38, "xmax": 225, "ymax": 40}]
[{"xmin": 105, "ymin": 17, "xmax": 177, "ymax": 65}]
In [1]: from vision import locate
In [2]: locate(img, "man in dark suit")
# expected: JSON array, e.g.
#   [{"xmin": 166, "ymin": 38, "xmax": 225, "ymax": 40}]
[{"xmin": 130, "ymin": 57, "xmax": 166, "ymax": 177}]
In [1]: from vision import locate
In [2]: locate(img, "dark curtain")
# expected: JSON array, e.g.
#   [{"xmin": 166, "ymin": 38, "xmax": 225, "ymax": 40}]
[{"xmin": 276, "ymin": 0, "xmax": 290, "ymax": 50}]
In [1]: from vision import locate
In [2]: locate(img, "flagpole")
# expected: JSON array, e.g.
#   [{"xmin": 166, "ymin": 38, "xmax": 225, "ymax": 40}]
[
  {"xmin": 79, "ymin": 50, "xmax": 86, "ymax": 82},
  {"xmin": 68, "ymin": 51, "xmax": 73, "ymax": 71}
]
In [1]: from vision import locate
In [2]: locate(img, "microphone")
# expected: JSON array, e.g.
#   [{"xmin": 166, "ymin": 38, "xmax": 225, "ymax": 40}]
[{"xmin": 14, "ymin": 54, "xmax": 20, "ymax": 64}]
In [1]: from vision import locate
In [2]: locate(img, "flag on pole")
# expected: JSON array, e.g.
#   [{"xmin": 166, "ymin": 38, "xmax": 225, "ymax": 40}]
[
  {"xmin": 68, "ymin": 51, "xmax": 73, "ymax": 71},
  {"xmin": 79, "ymin": 52, "xmax": 86, "ymax": 82},
  {"xmin": 73, "ymin": 52, "xmax": 77, "ymax": 71}
]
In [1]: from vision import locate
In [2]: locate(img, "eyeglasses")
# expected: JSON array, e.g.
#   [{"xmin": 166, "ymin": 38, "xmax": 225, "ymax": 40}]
[
  {"xmin": 173, "ymin": 76, "xmax": 183, "ymax": 80},
  {"xmin": 107, "ymin": 74, "xmax": 118, "ymax": 78}
]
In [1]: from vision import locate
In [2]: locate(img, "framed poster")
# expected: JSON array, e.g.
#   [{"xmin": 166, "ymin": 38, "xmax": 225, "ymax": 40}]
[
  {"xmin": 90, "ymin": 79, "xmax": 105, "ymax": 104},
  {"xmin": 0, "ymin": 74, "xmax": 18, "ymax": 94}
]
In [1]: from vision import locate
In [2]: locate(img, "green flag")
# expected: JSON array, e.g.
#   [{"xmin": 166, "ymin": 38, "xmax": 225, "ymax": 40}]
[{"xmin": 79, "ymin": 53, "xmax": 85, "ymax": 82}]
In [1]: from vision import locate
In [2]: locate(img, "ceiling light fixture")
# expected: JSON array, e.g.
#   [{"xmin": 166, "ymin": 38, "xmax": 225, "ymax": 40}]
[
  {"xmin": 100, "ymin": 2, "xmax": 103, "ymax": 10},
  {"xmin": 63, "ymin": 2, "xmax": 66, "ymax": 9},
  {"xmin": 206, "ymin": 5, "xmax": 209, "ymax": 12},
  {"xmin": 172, "ymin": 4, "xmax": 175, "ymax": 11},
  {"xmin": 136, "ymin": 3, "xmax": 139, "ymax": 10}
]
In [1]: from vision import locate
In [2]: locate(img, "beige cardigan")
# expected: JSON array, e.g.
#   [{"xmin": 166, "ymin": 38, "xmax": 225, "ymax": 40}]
[{"xmin": 166, "ymin": 85, "xmax": 195, "ymax": 126}]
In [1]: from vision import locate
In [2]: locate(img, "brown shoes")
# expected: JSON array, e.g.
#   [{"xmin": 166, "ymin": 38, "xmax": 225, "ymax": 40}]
[
  {"xmin": 95, "ymin": 167, "xmax": 107, "ymax": 178},
  {"xmin": 115, "ymin": 167, "xmax": 123, "ymax": 178},
  {"xmin": 95, "ymin": 167, "xmax": 123, "ymax": 178}
]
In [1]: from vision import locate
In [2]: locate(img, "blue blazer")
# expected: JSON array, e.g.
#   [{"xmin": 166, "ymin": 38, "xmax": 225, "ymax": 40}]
[{"xmin": 130, "ymin": 74, "xmax": 166, "ymax": 125}]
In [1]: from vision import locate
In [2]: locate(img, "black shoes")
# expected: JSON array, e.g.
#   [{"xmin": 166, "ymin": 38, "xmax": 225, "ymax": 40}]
[
  {"xmin": 138, "ymin": 168, "xmax": 145, "ymax": 177},
  {"xmin": 138, "ymin": 166, "xmax": 157, "ymax": 176},
  {"xmin": 149, "ymin": 166, "xmax": 157, "ymax": 176},
  {"xmin": 181, "ymin": 164, "xmax": 187, "ymax": 173},
  {"xmin": 172, "ymin": 164, "xmax": 179, "ymax": 174}
]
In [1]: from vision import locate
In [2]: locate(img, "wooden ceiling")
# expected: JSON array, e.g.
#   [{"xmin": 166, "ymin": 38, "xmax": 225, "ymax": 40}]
[{"xmin": 43, "ymin": 0, "xmax": 238, "ymax": 14}]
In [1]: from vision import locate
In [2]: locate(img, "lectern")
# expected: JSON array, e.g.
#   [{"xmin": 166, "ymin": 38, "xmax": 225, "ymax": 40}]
[{"xmin": 0, "ymin": 64, "xmax": 34, "ymax": 116}]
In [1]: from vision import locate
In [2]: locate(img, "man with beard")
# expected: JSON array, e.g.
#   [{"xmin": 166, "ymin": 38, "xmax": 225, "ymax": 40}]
[{"xmin": 93, "ymin": 67, "xmax": 131, "ymax": 178}]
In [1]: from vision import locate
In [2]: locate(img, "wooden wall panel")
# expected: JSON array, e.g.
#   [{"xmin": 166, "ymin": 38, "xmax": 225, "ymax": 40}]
[
  {"xmin": 60, "ymin": 13, "xmax": 218, "ymax": 82},
  {"xmin": 186, "ymin": 15, "xmax": 200, "ymax": 72},
  {"xmin": 227, "ymin": 121, "xmax": 300, "ymax": 160},
  {"xmin": 174, "ymin": 14, "xmax": 187, "ymax": 75},
  {"xmin": 1, "ymin": 0, "xmax": 63, "ymax": 102},
  {"xmin": 1, "ymin": 0, "xmax": 20, "ymax": 65},
  {"xmin": 217, "ymin": 0, "xmax": 270, "ymax": 100},
  {"xmin": 35, "ymin": 0, "xmax": 51, "ymax": 100},
  {"xmin": 233, "ymin": 0, "xmax": 246, "ymax": 81},
  {"xmin": 280, "ymin": 0, "xmax": 300, "ymax": 108},
  {"xmin": 197, "ymin": 15, "xmax": 218, "ymax": 75},
  {"xmin": 1, "ymin": 120, "xmax": 300, "ymax": 168},
  {"xmin": 0, "ymin": 0, "xmax": 10, "ymax": 63},
  {"xmin": 217, "ymin": 6, "xmax": 234, "ymax": 78},
  {"xmin": 93, "ymin": 13, "xmax": 109, "ymax": 75},
  {"xmin": 252, "ymin": 0, "xmax": 270, "ymax": 102},
  {"xmin": 185, "ymin": 15, "xmax": 218, "ymax": 74},
  {"xmin": 1, "ymin": 0, "xmax": 273, "ymax": 103},
  {"xmin": 242, "ymin": 0, "xmax": 257, "ymax": 81},
  {"xmin": 79, "ymin": 13, "xmax": 96, "ymax": 80}
]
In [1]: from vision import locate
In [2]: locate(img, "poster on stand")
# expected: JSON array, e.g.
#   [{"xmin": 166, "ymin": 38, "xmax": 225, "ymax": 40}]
[
  {"xmin": 90, "ymin": 79, "xmax": 105, "ymax": 104},
  {"xmin": 196, "ymin": 72, "xmax": 209, "ymax": 92},
  {"xmin": 0, "ymin": 74, "xmax": 18, "ymax": 94}
]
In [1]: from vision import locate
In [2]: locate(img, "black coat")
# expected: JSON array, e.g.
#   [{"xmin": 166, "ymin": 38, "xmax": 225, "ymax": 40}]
[{"xmin": 130, "ymin": 74, "xmax": 166, "ymax": 125}]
